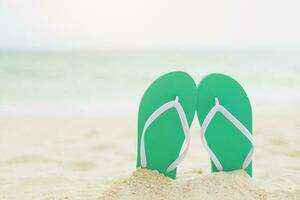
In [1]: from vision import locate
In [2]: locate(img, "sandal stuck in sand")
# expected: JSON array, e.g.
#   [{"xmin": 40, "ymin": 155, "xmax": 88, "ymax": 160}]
[
  {"xmin": 136, "ymin": 71, "xmax": 197, "ymax": 179},
  {"xmin": 137, "ymin": 72, "xmax": 254, "ymax": 178},
  {"xmin": 197, "ymin": 73, "xmax": 254, "ymax": 176}
]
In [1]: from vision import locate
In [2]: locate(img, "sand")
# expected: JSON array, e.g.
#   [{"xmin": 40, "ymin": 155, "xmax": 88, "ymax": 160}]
[
  {"xmin": 0, "ymin": 99, "xmax": 299, "ymax": 199},
  {"xmin": 98, "ymin": 168, "xmax": 299, "ymax": 200}
]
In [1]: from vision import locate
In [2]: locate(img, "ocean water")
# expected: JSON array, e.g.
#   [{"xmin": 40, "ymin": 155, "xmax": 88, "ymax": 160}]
[{"xmin": 0, "ymin": 49, "xmax": 299, "ymax": 114}]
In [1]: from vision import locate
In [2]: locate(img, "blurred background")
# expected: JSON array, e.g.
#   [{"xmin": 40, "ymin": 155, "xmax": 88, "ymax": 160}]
[
  {"xmin": 0, "ymin": 1, "xmax": 299, "ymax": 199},
  {"xmin": 0, "ymin": 0, "xmax": 299, "ymax": 115}
]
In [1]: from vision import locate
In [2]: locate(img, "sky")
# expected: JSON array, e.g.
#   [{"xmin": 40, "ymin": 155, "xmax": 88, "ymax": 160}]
[{"xmin": 0, "ymin": 0, "xmax": 300, "ymax": 49}]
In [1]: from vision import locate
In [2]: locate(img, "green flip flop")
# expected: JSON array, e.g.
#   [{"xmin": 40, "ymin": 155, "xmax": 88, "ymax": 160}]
[
  {"xmin": 136, "ymin": 71, "xmax": 197, "ymax": 179},
  {"xmin": 197, "ymin": 73, "xmax": 254, "ymax": 176}
]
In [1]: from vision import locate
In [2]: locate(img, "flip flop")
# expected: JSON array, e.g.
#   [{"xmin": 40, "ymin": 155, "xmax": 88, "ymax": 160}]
[
  {"xmin": 197, "ymin": 73, "xmax": 254, "ymax": 176},
  {"xmin": 136, "ymin": 71, "xmax": 197, "ymax": 179}
]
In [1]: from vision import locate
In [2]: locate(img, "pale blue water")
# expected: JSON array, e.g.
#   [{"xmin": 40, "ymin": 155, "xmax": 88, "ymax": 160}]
[{"xmin": 0, "ymin": 49, "xmax": 299, "ymax": 114}]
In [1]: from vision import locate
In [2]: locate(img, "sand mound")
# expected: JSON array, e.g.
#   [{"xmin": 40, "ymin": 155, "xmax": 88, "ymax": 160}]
[{"xmin": 97, "ymin": 169, "xmax": 300, "ymax": 200}]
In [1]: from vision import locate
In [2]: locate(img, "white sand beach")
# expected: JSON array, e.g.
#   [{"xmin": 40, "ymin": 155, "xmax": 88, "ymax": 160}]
[{"xmin": 0, "ymin": 101, "xmax": 299, "ymax": 200}]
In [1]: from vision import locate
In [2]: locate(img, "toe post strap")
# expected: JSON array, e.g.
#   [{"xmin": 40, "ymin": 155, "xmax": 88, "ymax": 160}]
[
  {"xmin": 140, "ymin": 96, "xmax": 191, "ymax": 173},
  {"xmin": 200, "ymin": 97, "xmax": 254, "ymax": 171}
]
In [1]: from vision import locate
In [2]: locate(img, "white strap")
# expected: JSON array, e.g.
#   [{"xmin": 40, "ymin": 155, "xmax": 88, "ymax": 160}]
[
  {"xmin": 140, "ymin": 96, "xmax": 191, "ymax": 173},
  {"xmin": 200, "ymin": 97, "xmax": 254, "ymax": 171}
]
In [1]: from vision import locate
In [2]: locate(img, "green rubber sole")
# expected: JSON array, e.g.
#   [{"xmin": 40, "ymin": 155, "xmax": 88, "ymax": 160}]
[
  {"xmin": 197, "ymin": 73, "xmax": 253, "ymax": 176},
  {"xmin": 137, "ymin": 71, "xmax": 197, "ymax": 179}
]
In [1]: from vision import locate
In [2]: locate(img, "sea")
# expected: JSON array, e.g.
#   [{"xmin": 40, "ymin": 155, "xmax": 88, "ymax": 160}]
[{"xmin": 0, "ymin": 49, "xmax": 299, "ymax": 115}]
